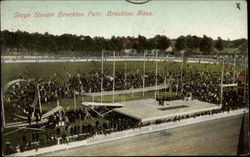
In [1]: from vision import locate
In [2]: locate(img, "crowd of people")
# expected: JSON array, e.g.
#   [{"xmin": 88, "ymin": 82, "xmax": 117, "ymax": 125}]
[
  {"xmin": 3, "ymin": 106, "xmax": 140, "ymax": 154},
  {"xmin": 4, "ymin": 65, "xmax": 247, "ymax": 123},
  {"xmin": 9, "ymin": 70, "xmax": 233, "ymax": 105}
]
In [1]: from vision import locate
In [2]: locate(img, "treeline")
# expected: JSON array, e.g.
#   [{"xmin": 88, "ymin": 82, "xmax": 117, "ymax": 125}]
[
  {"xmin": 0, "ymin": 30, "xmax": 247, "ymax": 56},
  {"xmin": 175, "ymin": 35, "xmax": 247, "ymax": 55}
]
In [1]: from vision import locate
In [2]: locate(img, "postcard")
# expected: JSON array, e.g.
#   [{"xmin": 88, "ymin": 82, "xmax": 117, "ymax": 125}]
[{"xmin": 1, "ymin": 0, "xmax": 248, "ymax": 156}]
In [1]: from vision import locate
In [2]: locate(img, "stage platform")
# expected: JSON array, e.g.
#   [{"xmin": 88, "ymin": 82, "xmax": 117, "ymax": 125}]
[{"xmin": 113, "ymin": 99, "xmax": 219, "ymax": 123}]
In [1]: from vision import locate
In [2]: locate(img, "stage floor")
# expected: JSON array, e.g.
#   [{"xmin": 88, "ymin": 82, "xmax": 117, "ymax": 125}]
[{"xmin": 113, "ymin": 99, "xmax": 219, "ymax": 123}]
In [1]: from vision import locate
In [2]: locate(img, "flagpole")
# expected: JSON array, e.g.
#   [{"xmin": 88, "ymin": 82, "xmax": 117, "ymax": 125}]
[
  {"xmin": 124, "ymin": 55, "xmax": 127, "ymax": 102},
  {"xmin": 74, "ymin": 91, "xmax": 76, "ymax": 110},
  {"xmin": 155, "ymin": 50, "xmax": 158, "ymax": 99},
  {"xmin": 181, "ymin": 52, "xmax": 184, "ymax": 96},
  {"xmin": 37, "ymin": 84, "xmax": 42, "ymax": 113},
  {"xmin": 101, "ymin": 50, "xmax": 104, "ymax": 103},
  {"xmin": 220, "ymin": 57, "xmax": 225, "ymax": 108},
  {"xmin": 113, "ymin": 51, "xmax": 115, "ymax": 103},
  {"xmin": 243, "ymin": 57, "xmax": 247, "ymax": 103},
  {"xmin": 233, "ymin": 52, "xmax": 237, "ymax": 83},
  {"xmin": 143, "ymin": 51, "xmax": 145, "ymax": 97}
]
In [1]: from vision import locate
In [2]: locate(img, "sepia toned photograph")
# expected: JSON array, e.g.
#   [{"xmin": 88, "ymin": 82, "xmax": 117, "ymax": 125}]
[{"xmin": 1, "ymin": 0, "xmax": 249, "ymax": 156}]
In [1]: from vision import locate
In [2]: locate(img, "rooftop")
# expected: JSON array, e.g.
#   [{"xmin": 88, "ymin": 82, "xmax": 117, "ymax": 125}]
[{"xmin": 114, "ymin": 98, "xmax": 219, "ymax": 123}]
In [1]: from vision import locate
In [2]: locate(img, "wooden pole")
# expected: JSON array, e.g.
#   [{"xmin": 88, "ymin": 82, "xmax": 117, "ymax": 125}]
[
  {"xmin": 233, "ymin": 52, "xmax": 237, "ymax": 83},
  {"xmin": 181, "ymin": 52, "xmax": 184, "ymax": 96},
  {"xmin": 101, "ymin": 50, "xmax": 104, "ymax": 103},
  {"xmin": 124, "ymin": 55, "xmax": 127, "ymax": 102},
  {"xmin": 113, "ymin": 51, "xmax": 115, "ymax": 103},
  {"xmin": 143, "ymin": 51, "xmax": 146, "ymax": 97},
  {"xmin": 37, "ymin": 84, "xmax": 42, "ymax": 113},
  {"xmin": 220, "ymin": 57, "xmax": 225, "ymax": 108},
  {"xmin": 74, "ymin": 91, "xmax": 76, "ymax": 110},
  {"xmin": 155, "ymin": 51, "xmax": 158, "ymax": 99},
  {"xmin": 243, "ymin": 57, "xmax": 247, "ymax": 103}
]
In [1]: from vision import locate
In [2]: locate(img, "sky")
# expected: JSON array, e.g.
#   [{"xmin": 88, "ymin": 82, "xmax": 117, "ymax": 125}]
[{"xmin": 0, "ymin": 0, "xmax": 248, "ymax": 40}]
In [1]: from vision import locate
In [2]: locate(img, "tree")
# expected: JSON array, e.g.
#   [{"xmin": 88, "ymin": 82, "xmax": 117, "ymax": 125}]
[
  {"xmin": 186, "ymin": 35, "xmax": 194, "ymax": 50},
  {"xmin": 154, "ymin": 35, "xmax": 170, "ymax": 50},
  {"xmin": 239, "ymin": 42, "xmax": 247, "ymax": 56},
  {"xmin": 192, "ymin": 35, "xmax": 201, "ymax": 49},
  {"xmin": 147, "ymin": 38, "xmax": 155, "ymax": 50},
  {"xmin": 200, "ymin": 35, "xmax": 214, "ymax": 54},
  {"xmin": 137, "ymin": 35, "xmax": 148, "ymax": 52},
  {"xmin": 215, "ymin": 37, "xmax": 224, "ymax": 51},
  {"xmin": 175, "ymin": 36, "xmax": 187, "ymax": 51}
]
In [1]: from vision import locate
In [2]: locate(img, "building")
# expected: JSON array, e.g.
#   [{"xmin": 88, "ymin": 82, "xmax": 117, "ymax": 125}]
[
  {"xmin": 124, "ymin": 49, "xmax": 137, "ymax": 55},
  {"xmin": 236, "ymin": 69, "xmax": 248, "ymax": 103},
  {"xmin": 191, "ymin": 48, "xmax": 203, "ymax": 55},
  {"xmin": 166, "ymin": 46, "xmax": 173, "ymax": 52}
]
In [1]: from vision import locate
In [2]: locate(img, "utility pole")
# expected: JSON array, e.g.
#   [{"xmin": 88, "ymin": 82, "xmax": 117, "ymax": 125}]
[
  {"xmin": 155, "ymin": 50, "xmax": 158, "ymax": 99},
  {"xmin": 37, "ymin": 84, "xmax": 42, "ymax": 113},
  {"xmin": 233, "ymin": 52, "xmax": 237, "ymax": 83},
  {"xmin": 143, "ymin": 51, "xmax": 146, "ymax": 97},
  {"xmin": 101, "ymin": 50, "xmax": 104, "ymax": 103},
  {"xmin": 124, "ymin": 55, "xmax": 128, "ymax": 102},
  {"xmin": 113, "ymin": 51, "xmax": 115, "ymax": 103},
  {"xmin": 73, "ymin": 91, "xmax": 76, "ymax": 110},
  {"xmin": 180, "ymin": 52, "xmax": 184, "ymax": 96},
  {"xmin": 220, "ymin": 57, "xmax": 225, "ymax": 108},
  {"xmin": 243, "ymin": 57, "xmax": 247, "ymax": 104}
]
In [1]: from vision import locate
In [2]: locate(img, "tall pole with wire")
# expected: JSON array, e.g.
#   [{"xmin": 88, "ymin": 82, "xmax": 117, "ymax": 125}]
[
  {"xmin": 74, "ymin": 91, "xmax": 76, "ymax": 110},
  {"xmin": 220, "ymin": 57, "xmax": 225, "ymax": 108},
  {"xmin": 124, "ymin": 55, "xmax": 127, "ymax": 101},
  {"xmin": 101, "ymin": 50, "xmax": 104, "ymax": 103},
  {"xmin": 37, "ymin": 84, "xmax": 42, "ymax": 113},
  {"xmin": 233, "ymin": 52, "xmax": 237, "ymax": 83},
  {"xmin": 112, "ymin": 51, "xmax": 115, "ymax": 103},
  {"xmin": 155, "ymin": 50, "xmax": 158, "ymax": 99},
  {"xmin": 243, "ymin": 57, "xmax": 247, "ymax": 103},
  {"xmin": 143, "ymin": 51, "xmax": 146, "ymax": 97},
  {"xmin": 180, "ymin": 52, "xmax": 184, "ymax": 96}
]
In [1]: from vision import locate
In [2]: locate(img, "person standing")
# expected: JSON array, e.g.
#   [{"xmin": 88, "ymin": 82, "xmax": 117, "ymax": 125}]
[
  {"xmin": 28, "ymin": 115, "xmax": 31, "ymax": 125},
  {"xmin": 22, "ymin": 136, "xmax": 27, "ymax": 145}
]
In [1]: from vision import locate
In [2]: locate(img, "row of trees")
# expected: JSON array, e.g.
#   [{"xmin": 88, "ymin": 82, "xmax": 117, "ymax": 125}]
[
  {"xmin": 1, "ymin": 30, "xmax": 171, "ymax": 56},
  {"xmin": 175, "ymin": 35, "xmax": 221, "ymax": 54},
  {"xmin": 1, "ymin": 30, "xmax": 247, "ymax": 56}
]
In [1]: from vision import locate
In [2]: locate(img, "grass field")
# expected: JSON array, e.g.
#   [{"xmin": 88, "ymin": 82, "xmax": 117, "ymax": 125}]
[{"xmin": 1, "ymin": 60, "xmax": 239, "ymax": 86}]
